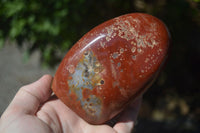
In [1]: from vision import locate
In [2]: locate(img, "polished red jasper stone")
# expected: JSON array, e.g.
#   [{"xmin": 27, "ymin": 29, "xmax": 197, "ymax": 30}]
[{"xmin": 52, "ymin": 13, "xmax": 170, "ymax": 124}]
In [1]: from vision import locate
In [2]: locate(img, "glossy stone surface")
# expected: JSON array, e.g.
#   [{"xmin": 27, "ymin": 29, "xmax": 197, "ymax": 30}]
[{"xmin": 52, "ymin": 13, "xmax": 170, "ymax": 124}]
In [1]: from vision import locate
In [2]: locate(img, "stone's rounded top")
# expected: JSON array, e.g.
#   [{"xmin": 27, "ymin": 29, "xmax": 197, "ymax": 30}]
[
  {"xmin": 77, "ymin": 13, "xmax": 170, "ymax": 50},
  {"xmin": 52, "ymin": 13, "xmax": 170, "ymax": 124}
]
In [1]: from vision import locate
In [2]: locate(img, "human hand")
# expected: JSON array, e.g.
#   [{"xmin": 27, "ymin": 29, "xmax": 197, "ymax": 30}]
[{"xmin": 0, "ymin": 75, "xmax": 141, "ymax": 133}]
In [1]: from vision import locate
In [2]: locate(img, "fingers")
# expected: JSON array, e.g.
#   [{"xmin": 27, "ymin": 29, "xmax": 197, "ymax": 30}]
[
  {"xmin": 83, "ymin": 124, "xmax": 117, "ymax": 133},
  {"xmin": 6, "ymin": 75, "xmax": 53, "ymax": 115},
  {"xmin": 114, "ymin": 121, "xmax": 134, "ymax": 133},
  {"xmin": 113, "ymin": 96, "xmax": 142, "ymax": 133}
]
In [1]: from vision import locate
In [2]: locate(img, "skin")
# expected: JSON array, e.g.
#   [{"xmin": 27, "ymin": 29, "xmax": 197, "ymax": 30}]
[{"xmin": 0, "ymin": 75, "xmax": 142, "ymax": 133}]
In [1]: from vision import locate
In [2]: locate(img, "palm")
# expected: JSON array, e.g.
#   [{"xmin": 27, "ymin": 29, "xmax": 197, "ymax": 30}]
[
  {"xmin": 37, "ymin": 96, "xmax": 141, "ymax": 133},
  {"xmin": 0, "ymin": 75, "xmax": 141, "ymax": 133},
  {"xmin": 37, "ymin": 97, "xmax": 118, "ymax": 133}
]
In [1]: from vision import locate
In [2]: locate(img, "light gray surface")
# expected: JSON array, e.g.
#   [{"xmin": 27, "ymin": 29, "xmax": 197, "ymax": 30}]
[{"xmin": 0, "ymin": 43, "xmax": 55, "ymax": 115}]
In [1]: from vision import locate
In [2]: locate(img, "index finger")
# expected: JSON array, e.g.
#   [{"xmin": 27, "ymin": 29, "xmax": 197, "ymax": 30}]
[{"xmin": 113, "ymin": 96, "xmax": 142, "ymax": 133}]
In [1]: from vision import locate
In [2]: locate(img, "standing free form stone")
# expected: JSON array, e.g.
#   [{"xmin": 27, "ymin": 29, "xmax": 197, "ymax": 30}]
[{"xmin": 52, "ymin": 13, "xmax": 170, "ymax": 124}]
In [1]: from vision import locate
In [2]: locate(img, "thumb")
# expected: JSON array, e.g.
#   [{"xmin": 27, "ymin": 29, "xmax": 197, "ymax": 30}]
[{"xmin": 6, "ymin": 75, "xmax": 53, "ymax": 115}]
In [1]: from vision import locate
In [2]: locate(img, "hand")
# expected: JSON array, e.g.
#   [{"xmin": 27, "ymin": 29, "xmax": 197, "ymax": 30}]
[{"xmin": 0, "ymin": 75, "xmax": 141, "ymax": 133}]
